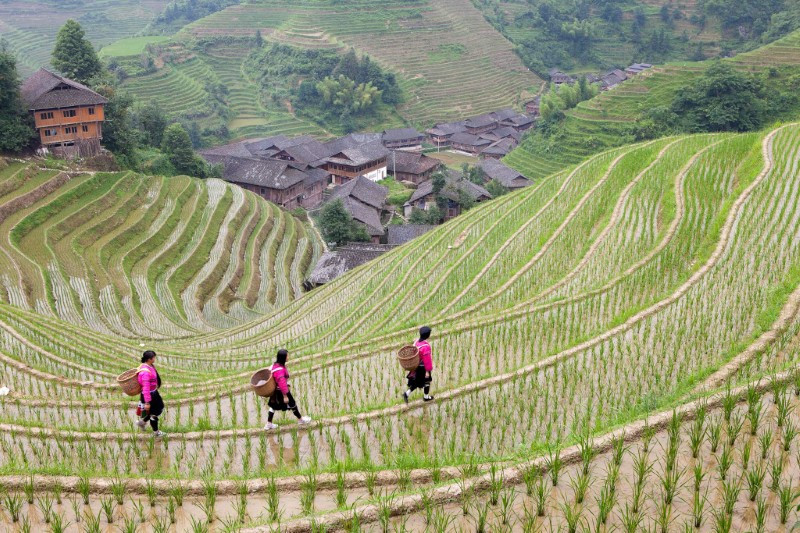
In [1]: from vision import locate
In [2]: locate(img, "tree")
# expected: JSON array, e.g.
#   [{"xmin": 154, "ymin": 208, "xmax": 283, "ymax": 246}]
[
  {"xmin": 254, "ymin": 30, "xmax": 264, "ymax": 48},
  {"xmin": 134, "ymin": 100, "xmax": 168, "ymax": 148},
  {"xmin": 0, "ymin": 45, "xmax": 34, "ymax": 152},
  {"xmin": 162, "ymin": 123, "xmax": 206, "ymax": 177},
  {"xmin": 52, "ymin": 20, "xmax": 102, "ymax": 84},
  {"xmin": 94, "ymin": 84, "xmax": 139, "ymax": 163},
  {"xmin": 670, "ymin": 62, "xmax": 767, "ymax": 132},
  {"xmin": 317, "ymin": 199, "xmax": 369, "ymax": 246},
  {"xmin": 486, "ymin": 180, "xmax": 509, "ymax": 198}
]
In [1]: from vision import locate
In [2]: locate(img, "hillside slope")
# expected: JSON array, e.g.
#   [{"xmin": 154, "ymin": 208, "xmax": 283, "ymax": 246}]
[
  {"xmin": 0, "ymin": 159, "xmax": 321, "ymax": 338},
  {"xmin": 1, "ymin": 124, "xmax": 800, "ymax": 529},
  {"xmin": 116, "ymin": 0, "xmax": 541, "ymax": 137},
  {"xmin": 505, "ymin": 29, "xmax": 800, "ymax": 180},
  {"xmin": 0, "ymin": 0, "xmax": 169, "ymax": 76}
]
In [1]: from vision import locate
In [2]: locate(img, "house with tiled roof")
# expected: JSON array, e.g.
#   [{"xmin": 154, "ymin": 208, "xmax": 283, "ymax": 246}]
[
  {"xmin": 328, "ymin": 175, "xmax": 389, "ymax": 242},
  {"xmin": 324, "ymin": 140, "xmax": 389, "ymax": 185},
  {"xmin": 480, "ymin": 158, "xmax": 532, "ymax": 189},
  {"xmin": 425, "ymin": 121, "xmax": 467, "ymax": 149},
  {"xmin": 387, "ymin": 224, "xmax": 436, "ymax": 245},
  {"xmin": 307, "ymin": 243, "xmax": 397, "ymax": 286},
  {"xmin": 449, "ymin": 132, "xmax": 492, "ymax": 155},
  {"xmin": 382, "ymin": 128, "xmax": 425, "ymax": 150},
  {"xmin": 404, "ymin": 170, "xmax": 491, "ymax": 220},
  {"xmin": 388, "ymin": 151, "xmax": 442, "ymax": 185},
  {"xmin": 21, "ymin": 68, "xmax": 108, "ymax": 156},
  {"xmin": 201, "ymin": 155, "xmax": 310, "ymax": 209}
]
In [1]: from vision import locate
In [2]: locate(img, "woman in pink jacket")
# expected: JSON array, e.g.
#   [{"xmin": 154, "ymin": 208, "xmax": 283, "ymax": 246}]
[
  {"xmin": 264, "ymin": 349, "xmax": 312, "ymax": 431},
  {"xmin": 403, "ymin": 326, "xmax": 434, "ymax": 403},
  {"xmin": 136, "ymin": 350, "xmax": 167, "ymax": 437}
]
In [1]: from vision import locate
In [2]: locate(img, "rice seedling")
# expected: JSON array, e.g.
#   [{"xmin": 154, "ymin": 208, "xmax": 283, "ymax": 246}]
[
  {"xmin": 145, "ymin": 477, "xmax": 157, "ymax": 508},
  {"xmin": 692, "ymin": 487, "xmax": 708, "ymax": 528},
  {"xmin": 533, "ymin": 474, "xmax": 549, "ymax": 517},
  {"xmin": 37, "ymin": 492, "xmax": 54, "ymax": 523},
  {"xmin": 189, "ymin": 515, "xmax": 210, "ymax": 533},
  {"xmin": 568, "ymin": 470, "xmax": 592, "ymax": 504},
  {"xmin": 167, "ymin": 495, "xmax": 176, "ymax": 524},
  {"xmin": 23, "ymin": 475, "xmax": 33, "ymax": 504},
  {"xmin": 776, "ymin": 387, "xmax": 794, "ymax": 427},
  {"xmin": 760, "ymin": 428, "xmax": 774, "ymax": 459},
  {"xmin": 545, "ymin": 444, "xmax": 563, "ymax": 486},
  {"xmin": 83, "ymin": 509, "xmax": 102, "ymax": 533},
  {"xmin": 471, "ymin": 501, "xmax": 490, "ymax": 533},
  {"xmin": 170, "ymin": 481, "xmax": 186, "ymax": 506},
  {"xmin": 559, "ymin": 497, "xmax": 584, "ymax": 533},
  {"xmin": 708, "ymin": 416, "xmax": 723, "ymax": 454},
  {"xmin": 100, "ymin": 495, "xmax": 115, "ymax": 524},
  {"xmin": 720, "ymin": 477, "xmax": 740, "ymax": 516},
  {"xmin": 754, "ymin": 496, "xmax": 769, "ymax": 533},
  {"xmin": 110, "ymin": 475, "xmax": 125, "ymax": 506},
  {"xmin": 689, "ymin": 415, "xmax": 706, "ymax": 459},
  {"xmin": 266, "ymin": 475, "xmax": 280, "ymax": 521},
  {"xmin": 716, "ymin": 443, "xmax": 734, "ymax": 481},
  {"xmin": 770, "ymin": 453, "xmax": 785, "ymax": 491},
  {"xmin": 488, "ymin": 463, "xmax": 503, "ymax": 505},
  {"xmin": 119, "ymin": 515, "xmax": 138, "ymax": 533},
  {"xmin": 777, "ymin": 477, "xmax": 799, "ymax": 524},
  {"xmin": 4, "ymin": 492, "xmax": 23, "ymax": 522},
  {"xmin": 594, "ymin": 482, "xmax": 616, "ymax": 527},
  {"xmin": 784, "ymin": 420, "xmax": 798, "ymax": 452},
  {"xmin": 301, "ymin": 472, "xmax": 318, "ymax": 514},
  {"xmin": 152, "ymin": 512, "xmax": 171, "ymax": 533},
  {"xmin": 727, "ymin": 412, "xmax": 744, "ymax": 447},
  {"xmin": 618, "ymin": 503, "xmax": 643, "ymax": 533}
]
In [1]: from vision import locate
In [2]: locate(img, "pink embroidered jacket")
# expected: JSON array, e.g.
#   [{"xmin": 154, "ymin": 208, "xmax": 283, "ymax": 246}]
[
  {"xmin": 271, "ymin": 363, "xmax": 290, "ymax": 394},
  {"xmin": 137, "ymin": 364, "xmax": 159, "ymax": 403},
  {"xmin": 415, "ymin": 340, "xmax": 433, "ymax": 372}
]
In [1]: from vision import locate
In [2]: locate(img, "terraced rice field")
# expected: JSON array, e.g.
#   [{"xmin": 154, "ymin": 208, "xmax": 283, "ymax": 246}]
[
  {"xmin": 505, "ymin": 29, "xmax": 800, "ymax": 181},
  {"xmin": 184, "ymin": 0, "xmax": 542, "ymax": 126},
  {"xmin": 0, "ymin": 0, "xmax": 169, "ymax": 76},
  {"xmin": 0, "ymin": 159, "xmax": 319, "ymax": 339},
  {"xmin": 1, "ymin": 123, "xmax": 800, "ymax": 530},
  {"xmin": 118, "ymin": 41, "xmax": 331, "ymax": 140}
]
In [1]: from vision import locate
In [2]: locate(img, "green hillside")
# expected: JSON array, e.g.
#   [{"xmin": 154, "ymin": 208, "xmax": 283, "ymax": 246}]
[
  {"xmin": 0, "ymin": 159, "xmax": 320, "ymax": 338},
  {"xmin": 2, "ymin": 123, "xmax": 800, "ymax": 529},
  {"xmin": 105, "ymin": 0, "xmax": 541, "ymax": 141},
  {"xmin": 0, "ymin": 0, "xmax": 170, "ymax": 76},
  {"xmin": 505, "ymin": 29, "xmax": 800, "ymax": 180}
]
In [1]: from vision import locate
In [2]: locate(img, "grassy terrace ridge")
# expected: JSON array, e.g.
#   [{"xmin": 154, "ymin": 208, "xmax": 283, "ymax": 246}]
[
  {"xmin": 2, "ymin": 123, "xmax": 800, "ymax": 529},
  {"xmin": 504, "ymin": 29, "xmax": 800, "ymax": 182},
  {"xmin": 179, "ymin": 0, "xmax": 542, "ymax": 127},
  {"xmin": 0, "ymin": 160, "xmax": 319, "ymax": 339}
]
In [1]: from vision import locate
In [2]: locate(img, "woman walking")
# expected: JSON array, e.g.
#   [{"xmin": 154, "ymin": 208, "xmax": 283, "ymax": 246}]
[
  {"xmin": 136, "ymin": 350, "xmax": 167, "ymax": 437},
  {"xmin": 264, "ymin": 349, "xmax": 312, "ymax": 431},
  {"xmin": 403, "ymin": 326, "xmax": 434, "ymax": 403}
]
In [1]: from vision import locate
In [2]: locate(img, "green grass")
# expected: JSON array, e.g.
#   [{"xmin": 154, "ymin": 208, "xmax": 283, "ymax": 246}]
[{"xmin": 99, "ymin": 36, "xmax": 172, "ymax": 57}]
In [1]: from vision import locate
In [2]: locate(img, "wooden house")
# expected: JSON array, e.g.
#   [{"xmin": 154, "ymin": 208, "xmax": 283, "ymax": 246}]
[
  {"xmin": 404, "ymin": 170, "xmax": 491, "ymax": 220},
  {"xmin": 382, "ymin": 128, "xmax": 425, "ymax": 150},
  {"xmin": 549, "ymin": 68, "xmax": 575, "ymax": 85},
  {"xmin": 324, "ymin": 141, "xmax": 388, "ymax": 185},
  {"xmin": 481, "ymin": 158, "xmax": 532, "ymax": 189},
  {"xmin": 389, "ymin": 151, "xmax": 442, "ymax": 185},
  {"xmin": 426, "ymin": 121, "xmax": 467, "ymax": 149},
  {"xmin": 21, "ymin": 68, "xmax": 107, "ymax": 157},
  {"xmin": 328, "ymin": 175, "xmax": 389, "ymax": 242}
]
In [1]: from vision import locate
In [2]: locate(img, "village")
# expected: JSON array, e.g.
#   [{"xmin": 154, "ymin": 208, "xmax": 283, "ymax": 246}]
[{"xmin": 18, "ymin": 62, "xmax": 654, "ymax": 284}]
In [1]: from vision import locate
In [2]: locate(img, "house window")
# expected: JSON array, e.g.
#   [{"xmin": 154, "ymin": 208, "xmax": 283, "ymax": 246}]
[
  {"xmin": 260, "ymin": 188, "xmax": 266, "ymax": 195},
  {"xmin": 88, "ymin": 107, "xmax": 95, "ymax": 115},
  {"xmin": 82, "ymin": 125, "xmax": 89, "ymax": 133},
  {"xmin": 40, "ymin": 111, "xmax": 54, "ymax": 120},
  {"xmin": 64, "ymin": 126, "xmax": 78, "ymax": 134},
  {"xmin": 63, "ymin": 110, "xmax": 76, "ymax": 118}
]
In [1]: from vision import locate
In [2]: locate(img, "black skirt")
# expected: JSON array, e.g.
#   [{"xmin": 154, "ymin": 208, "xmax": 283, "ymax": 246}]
[
  {"xmin": 140, "ymin": 390, "xmax": 164, "ymax": 417},
  {"xmin": 268, "ymin": 390, "xmax": 297, "ymax": 411},
  {"xmin": 407, "ymin": 364, "xmax": 430, "ymax": 389}
]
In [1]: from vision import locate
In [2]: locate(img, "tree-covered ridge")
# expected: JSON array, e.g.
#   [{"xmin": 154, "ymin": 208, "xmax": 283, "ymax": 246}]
[
  {"xmin": 475, "ymin": 0, "xmax": 800, "ymax": 74},
  {"xmin": 245, "ymin": 44, "xmax": 403, "ymax": 134},
  {"xmin": 145, "ymin": 0, "xmax": 241, "ymax": 34}
]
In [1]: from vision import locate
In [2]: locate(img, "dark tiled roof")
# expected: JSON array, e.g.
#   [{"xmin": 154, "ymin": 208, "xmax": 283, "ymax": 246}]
[
  {"xmin": 481, "ymin": 138, "xmax": 516, "ymax": 157},
  {"xmin": 200, "ymin": 141, "xmax": 256, "ymax": 158},
  {"xmin": 389, "ymin": 151, "xmax": 441, "ymax": 175},
  {"xmin": 330, "ymin": 175, "xmax": 388, "ymax": 210},
  {"xmin": 325, "ymin": 133, "xmax": 383, "ymax": 154},
  {"xmin": 382, "ymin": 128, "xmax": 424, "ymax": 142},
  {"xmin": 21, "ymin": 68, "xmax": 107, "ymax": 110},
  {"xmin": 280, "ymin": 141, "xmax": 332, "ymax": 166},
  {"xmin": 308, "ymin": 244, "xmax": 395, "ymax": 284},
  {"xmin": 387, "ymin": 224, "xmax": 435, "ymax": 245},
  {"xmin": 202, "ymin": 155, "xmax": 305, "ymax": 190},
  {"xmin": 304, "ymin": 168, "xmax": 329, "ymax": 187},
  {"xmin": 491, "ymin": 108, "xmax": 518, "ymax": 121},
  {"xmin": 481, "ymin": 158, "xmax": 532, "ymax": 189},
  {"xmin": 450, "ymin": 132, "xmax": 492, "ymax": 147},
  {"xmin": 465, "ymin": 113, "xmax": 496, "ymax": 129},
  {"xmin": 328, "ymin": 141, "xmax": 389, "ymax": 166},
  {"xmin": 426, "ymin": 121, "xmax": 467, "ymax": 136},
  {"xmin": 406, "ymin": 173, "xmax": 491, "ymax": 205}
]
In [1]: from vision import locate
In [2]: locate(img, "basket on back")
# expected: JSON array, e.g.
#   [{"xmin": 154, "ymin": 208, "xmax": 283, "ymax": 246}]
[
  {"xmin": 251, "ymin": 368, "xmax": 276, "ymax": 397},
  {"xmin": 117, "ymin": 368, "xmax": 142, "ymax": 396},
  {"xmin": 397, "ymin": 345, "xmax": 420, "ymax": 371}
]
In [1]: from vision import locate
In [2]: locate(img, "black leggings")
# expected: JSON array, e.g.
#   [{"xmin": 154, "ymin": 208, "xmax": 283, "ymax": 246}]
[
  {"xmin": 407, "ymin": 366, "xmax": 432, "ymax": 395},
  {"xmin": 140, "ymin": 391, "xmax": 164, "ymax": 431},
  {"xmin": 268, "ymin": 391, "xmax": 302, "ymax": 421}
]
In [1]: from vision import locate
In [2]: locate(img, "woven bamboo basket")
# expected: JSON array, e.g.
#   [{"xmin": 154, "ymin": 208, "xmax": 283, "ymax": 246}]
[
  {"xmin": 117, "ymin": 368, "xmax": 142, "ymax": 396},
  {"xmin": 397, "ymin": 345, "xmax": 420, "ymax": 371},
  {"xmin": 251, "ymin": 368, "xmax": 276, "ymax": 397}
]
